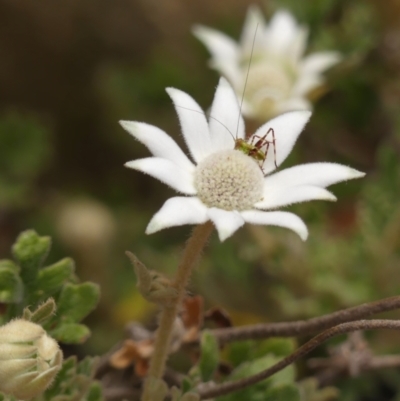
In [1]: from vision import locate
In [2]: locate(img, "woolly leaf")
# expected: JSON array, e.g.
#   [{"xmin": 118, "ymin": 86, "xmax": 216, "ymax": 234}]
[
  {"xmin": 51, "ymin": 323, "xmax": 91, "ymax": 344},
  {"xmin": 12, "ymin": 230, "xmax": 51, "ymax": 287},
  {"xmin": 56, "ymin": 283, "xmax": 100, "ymax": 323},
  {"xmin": 0, "ymin": 261, "xmax": 23, "ymax": 303},
  {"xmin": 199, "ymin": 330, "xmax": 219, "ymax": 382}
]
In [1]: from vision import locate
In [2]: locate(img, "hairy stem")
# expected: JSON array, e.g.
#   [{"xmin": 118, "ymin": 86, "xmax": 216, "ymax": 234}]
[
  {"xmin": 198, "ymin": 319, "xmax": 400, "ymax": 400},
  {"xmin": 210, "ymin": 295, "xmax": 400, "ymax": 343},
  {"xmin": 141, "ymin": 222, "xmax": 213, "ymax": 401}
]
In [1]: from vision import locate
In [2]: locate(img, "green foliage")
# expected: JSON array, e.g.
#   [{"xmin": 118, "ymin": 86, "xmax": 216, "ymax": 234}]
[
  {"xmin": 0, "ymin": 260, "xmax": 23, "ymax": 303},
  {"xmin": 216, "ymin": 339, "xmax": 299, "ymax": 401},
  {"xmin": 1, "ymin": 230, "xmax": 100, "ymax": 343},
  {"xmin": 297, "ymin": 378, "xmax": 339, "ymax": 401},
  {"xmin": 0, "ymin": 230, "xmax": 103, "ymax": 400},
  {"xmin": 23, "ymin": 298, "xmax": 56, "ymax": 323},
  {"xmin": 0, "ymin": 112, "xmax": 51, "ymax": 208},
  {"xmin": 41, "ymin": 356, "xmax": 102, "ymax": 401},
  {"xmin": 198, "ymin": 330, "xmax": 219, "ymax": 382}
]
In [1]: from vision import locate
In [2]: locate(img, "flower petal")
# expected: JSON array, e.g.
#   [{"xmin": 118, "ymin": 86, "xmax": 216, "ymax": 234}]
[
  {"xmin": 250, "ymin": 110, "xmax": 311, "ymax": 174},
  {"xmin": 125, "ymin": 157, "xmax": 196, "ymax": 195},
  {"xmin": 146, "ymin": 197, "xmax": 208, "ymax": 234},
  {"xmin": 275, "ymin": 97, "xmax": 311, "ymax": 114},
  {"xmin": 262, "ymin": 163, "xmax": 365, "ymax": 191},
  {"xmin": 207, "ymin": 208, "xmax": 245, "ymax": 242},
  {"xmin": 166, "ymin": 87, "xmax": 212, "ymax": 163},
  {"xmin": 300, "ymin": 52, "xmax": 341, "ymax": 75},
  {"xmin": 292, "ymin": 75, "xmax": 323, "ymax": 97},
  {"xmin": 240, "ymin": 5, "xmax": 266, "ymax": 56},
  {"xmin": 193, "ymin": 26, "xmax": 241, "ymax": 87},
  {"xmin": 120, "ymin": 121, "xmax": 195, "ymax": 172},
  {"xmin": 287, "ymin": 26, "xmax": 308, "ymax": 63},
  {"xmin": 254, "ymin": 185, "xmax": 336, "ymax": 210},
  {"xmin": 241, "ymin": 210, "xmax": 308, "ymax": 240},
  {"xmin": 209, "ymin": 78, "xmax": 245, "ymax": 152},
  {"xmin": 267, "ymin": 10, "xmax": 299, "ymax": 54},
  {"xmin": 193, "ymin": 25, "xmax": 239, "ymax": 64}
]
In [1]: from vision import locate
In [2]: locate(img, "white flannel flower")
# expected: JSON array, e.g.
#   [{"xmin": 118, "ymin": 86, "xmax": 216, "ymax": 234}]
[
  {"xmin": 121, "ymin": 78, "xmax": 364, "ymax": 242},
  {"xmin": 193, "ymin": 6, "xmax": 341, "ymax": 121}
]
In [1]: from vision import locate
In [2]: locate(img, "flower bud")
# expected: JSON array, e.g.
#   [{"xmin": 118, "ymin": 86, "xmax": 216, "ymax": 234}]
[
  {"xmin": 0, "ymin": 319, "xmax": 63, "ymax": 400},
  {"xmin": 126, "ymin": 251, "xmax": 178, "ymax": 306}
]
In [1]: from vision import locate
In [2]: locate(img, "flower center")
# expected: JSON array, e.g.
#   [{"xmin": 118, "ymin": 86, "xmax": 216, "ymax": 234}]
[
  {"xmin": 194, "ymin": 149, "xmax": 264, "ymax": 211},
  {"xmin": 243, "ymin": 60, "xmax": 296, "ymax": 118}
]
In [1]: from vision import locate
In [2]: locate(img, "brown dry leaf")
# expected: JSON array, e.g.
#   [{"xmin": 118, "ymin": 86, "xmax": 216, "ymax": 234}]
[
  {"xmin": 110, "ymin": 296, "xmax": 208, "ymax": 376},
  {"xmin": 182, "ymin": 296, "xmax": 204, "ymax": 342},
  {"xmin": 110, "ymin": 338, "xmax": 154, "ymax": 375}
]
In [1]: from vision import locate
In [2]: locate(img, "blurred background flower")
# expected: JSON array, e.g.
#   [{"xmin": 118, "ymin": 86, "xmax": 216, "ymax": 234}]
[
  {"xmin": 1, "ymin": 0, "xmax": 400, "ymax": 399},
  {"xmin": 194, "ymin": 6, "xmax": 340, "ymax": 122}
]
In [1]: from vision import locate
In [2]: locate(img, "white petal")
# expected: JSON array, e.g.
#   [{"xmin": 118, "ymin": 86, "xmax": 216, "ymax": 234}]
[
  {"xmin": 300, "ymin": 52, "xmax": 341, "ymax": 75},
  {"xmin": 211, "ymin": 62, "xmax": 243, "ymax": 93},
  {"xmin": 287, "ymin": 26, "xmax": 308, "ymax": 62},
  {"xmin": 207, "ymin": 208, "xmax": 245, "ymax": 242},
  {"xmin": 193, "ymin": 25, "xmax": 239, "ymax": 64},
  {"xmin": 240, "ymin": 5, "xmax": 266, "ymax": 55},
  {"xmin": 275, "ymin": 97, "xmax": 312, "ymax": 114},
  {"xmin": 250, "ymin": 110, "xmax": 312, "ymax": 175},
  {"xmin": 125, "ymin": 157, "xmax": 196, "ymax": 195},
  {"xmin": 146, "ymin": 197, "xmax": 208, "ymax": 234},
  {"xmin": 166, "ymin": 87, "xmax": 212, "ymax": 163},
  {"xmin": 267, "ymin": 10, "xmax": 299, "ymax": 54},
  {"xmin": 241, "ymin": 210, "xmax": 308, "ymax": 240},
  {"xmin": 262, "ymin": 163, "xmax": 365, "ymax": 191},
  {"xmin": 209, "ymin": 78, "xmax": 245, "ymax": 152},
  {"xmin": 255, "ymin": 185, "xmax": 336, "ymax": 210},
  {"xmin": 292, "ymin": 75, "xmax": 323, "ymax": 97},
  {"xmin": 120, "ymin": 121, "xmax": 194, "ymax": 172}
]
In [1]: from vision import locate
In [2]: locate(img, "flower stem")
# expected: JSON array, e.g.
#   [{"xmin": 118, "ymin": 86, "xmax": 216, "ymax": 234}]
[{"xmin": 141, "ymin": 222, "xmax": 213, "ymax": 401}]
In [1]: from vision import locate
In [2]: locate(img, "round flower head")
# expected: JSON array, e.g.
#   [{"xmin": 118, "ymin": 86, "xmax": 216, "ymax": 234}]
[
  {"xmin": 121, "ymin": 78, "xmax": 364, "ymax": 242},
  {"xmin": 193, "ymin": 6, "xmax": 341, "ymax": 121},
  {"xmin": 0, "ymin": 319, "xmax": 63, "ymax": 400}
]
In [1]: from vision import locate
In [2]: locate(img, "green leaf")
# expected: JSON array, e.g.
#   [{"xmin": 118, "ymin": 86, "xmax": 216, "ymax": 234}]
[
  {"xmin": 24, "ymin": 298, "xmax": 56, "ymax": 324},
  {"xmin": 265, "ymin": 383, "xmax": 300, "ymax": 401},
  {"xmin": 56, "ymin": 282, "xmax": 100, "ymax": 323},
  {"xmin": 36, "ymin": 258, "xmax": 75, "ymax": 294},
  {"xmin": 182, "ymin": 377, "xmax": 194, "ymax": 394},
  {"xmin": 230, "ymin": 355, "xmax": 294, "ymax": 385},
  {"xmin": 77, "ymin": 356, "xmax": 99, "ymax": 377},
  {"xmin": 51, "ymin": 323, "xmax": 91, "ymax": 344},
  {"xmin": 0, "ymin": 261, "xmax": 23, "ymax": 303},
  {"xmin": 198, "ymin": 330, "xmax": 219, "ymax": 382},
  {"xmin": 12, "ymin": 230, "xmax": 51, "ymax": 286},
  {"xmin": 85, "ymin": 382, "xmax": 103, "ymax": 401},
  {"xmin": 217, "ymin": 355, "xmax": 296, "ymax": 401}
]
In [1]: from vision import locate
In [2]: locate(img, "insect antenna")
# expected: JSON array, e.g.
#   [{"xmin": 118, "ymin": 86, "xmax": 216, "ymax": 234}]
[
  {"xmin": 174, "ymin": 24, "xmax": 260, "ymax": 145},
  {"xmin": 235, "ymin": 22, "xmax": 259, "ymax": 139},
  {"xmin": 175, "ymin": 105, "xmax": 236, "ymax": 142}
]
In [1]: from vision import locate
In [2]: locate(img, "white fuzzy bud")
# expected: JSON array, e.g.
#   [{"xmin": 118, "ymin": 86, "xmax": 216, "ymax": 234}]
[{"xmin": 0, "ymin": 319, "xmax": 63, "ymax": 400}]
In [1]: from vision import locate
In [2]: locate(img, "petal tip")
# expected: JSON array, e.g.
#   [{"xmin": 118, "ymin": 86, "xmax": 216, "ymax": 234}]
[
  {"xmin": 145, "ymin": 220, "xmax": 160, "ymax": 235},
  {"xmin": 119, "ymin": 120, "xmax": 135, "ymax": 130},
  {"xmin": 124, "ymin": 161, "xmax": 135, "ymax": 169},
  {"xmin": 351, "ymin": 169, "xmax": 366, "ymax": 179},
  {"xmin": 300, "ymin": 229, "xmax": 308, "ymax": 241}
]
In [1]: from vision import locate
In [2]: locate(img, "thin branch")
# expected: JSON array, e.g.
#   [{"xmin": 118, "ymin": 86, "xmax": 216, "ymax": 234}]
[
  {"xmin": 210, "ymin": 295, "xmax": 400, "ymax": 343},
  {"xmin": 198, "ymin": 319, "xmax": 400, "ymax": 400}
]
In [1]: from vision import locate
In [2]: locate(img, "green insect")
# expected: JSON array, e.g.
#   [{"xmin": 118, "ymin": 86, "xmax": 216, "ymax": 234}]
[{"xmin": 234, "ymin": 127, "xmax": 277, "ymax": 173}]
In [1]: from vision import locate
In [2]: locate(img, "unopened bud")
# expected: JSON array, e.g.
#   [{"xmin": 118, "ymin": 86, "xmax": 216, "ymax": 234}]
[
  {"xmin": 126, "ymin": 251, "xmax": 178, "ymax": 306},
  {"xmin": 0, "ymin": 319, "xmax": 63, "ymax": 400}
]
